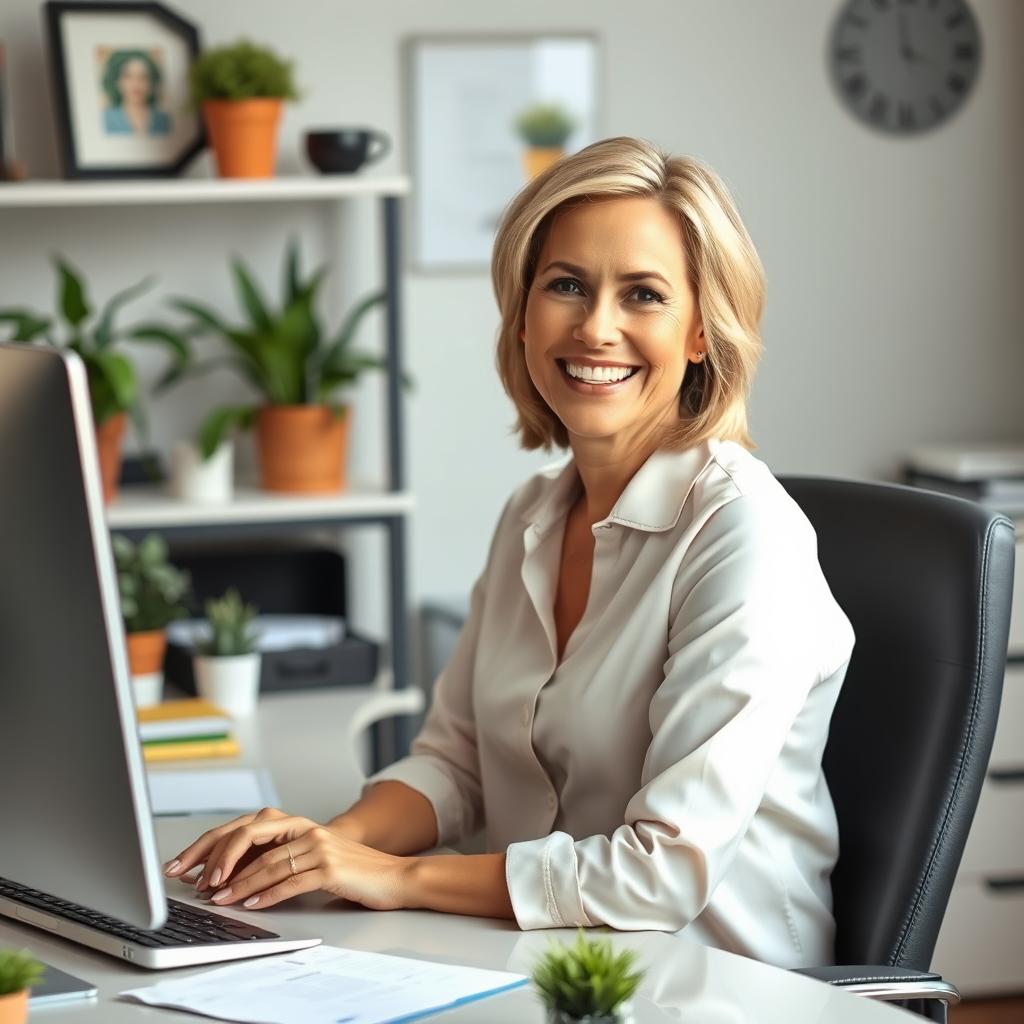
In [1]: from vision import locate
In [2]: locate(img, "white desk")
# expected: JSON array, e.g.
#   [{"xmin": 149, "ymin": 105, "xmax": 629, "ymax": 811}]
[{"xmin": 0, "ymin": 688, "xmax": 908, "ymax": 1022}]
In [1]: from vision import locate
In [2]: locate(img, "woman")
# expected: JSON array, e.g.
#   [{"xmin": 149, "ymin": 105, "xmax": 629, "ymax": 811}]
[
  {"xmin": 101, "ymin": 50, "xmax": 171, "ymax": 136},
  {"xmin": 163, "ymin": 136, "xmax": 855, "ymax": 968}
]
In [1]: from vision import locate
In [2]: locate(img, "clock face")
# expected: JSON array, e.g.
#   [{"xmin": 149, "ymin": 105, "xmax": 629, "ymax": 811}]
[{"xmin": 828, "ymin": 0, "xmax": 981, "ymax": 135}]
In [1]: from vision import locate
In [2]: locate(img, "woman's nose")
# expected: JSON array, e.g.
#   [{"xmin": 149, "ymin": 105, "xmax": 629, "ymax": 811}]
[{"xmin": 573, "ymin": 293, "xmax": 621, "ymax": 347}]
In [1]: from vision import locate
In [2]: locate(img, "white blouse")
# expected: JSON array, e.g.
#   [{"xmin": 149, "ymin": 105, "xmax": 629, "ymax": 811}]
[{"xmin": 365, "ymin": 437, "xmax": 856, "ymax": 968}]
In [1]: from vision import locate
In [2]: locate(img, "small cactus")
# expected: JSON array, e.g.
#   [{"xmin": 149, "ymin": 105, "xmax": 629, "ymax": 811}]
[{"xmin": 199, "ymin": 588, "xmax": 259, "ymax": 657}]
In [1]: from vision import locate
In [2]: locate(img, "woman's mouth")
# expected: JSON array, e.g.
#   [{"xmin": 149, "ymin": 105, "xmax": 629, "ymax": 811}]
[{"xmin": 556, "ymin": 359, "xmax": 641, "ymax": 393}]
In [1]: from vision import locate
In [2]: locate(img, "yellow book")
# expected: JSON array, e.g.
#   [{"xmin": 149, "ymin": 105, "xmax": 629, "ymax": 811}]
[
  {"xmin": 142, "ymin": 736, "xmax": 241, "ymax": 763},
  {"xmin": 137, "ymin": 698, "xmax": 232, "ymax": 743}
]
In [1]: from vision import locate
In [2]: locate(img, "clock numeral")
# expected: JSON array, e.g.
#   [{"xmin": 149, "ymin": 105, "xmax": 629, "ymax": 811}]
[
  {"xmin": 898, "ymin": 103, "xmax": 916, "ymax": 128},
  {"xmin": 954, "ymin": 43, "xmax": 975, "ymax": 61},
  {"xmin": 868, "ymin": 94, "xmax": 889, "ymax": 124},
  {"xmin": 946, "ymin": 11, "xmax": 967, "ymax": 30},
  {"xmin": 947, "ymin": 73, "xmax": 967, "ymax": 94},
  {"xmin": 836, "ymin": 46, "xmax": 861, "ymax": 63},
  {"xmin": 844, "ymin": 75, "xmax": 868, "ymax": 99}
]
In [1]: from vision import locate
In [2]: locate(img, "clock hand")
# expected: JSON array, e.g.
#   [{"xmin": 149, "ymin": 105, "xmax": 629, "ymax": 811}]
[{"xmin": 898, "ymin": 12, "xmax": 916, "ymax": 61}]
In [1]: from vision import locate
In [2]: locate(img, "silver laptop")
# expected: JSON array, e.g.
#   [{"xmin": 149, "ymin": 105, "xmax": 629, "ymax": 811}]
[{"xmin": 0, "ymin": 344, "xmax": 321, "ymax": 968}]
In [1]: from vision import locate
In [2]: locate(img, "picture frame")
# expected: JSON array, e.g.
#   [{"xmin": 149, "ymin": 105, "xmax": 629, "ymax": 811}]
[
  {"xmin": 402, "ymin": 33, "xmax": 602, "ymax": 273},
  {"xmin": 44, "ymin": 1, "xmax": 204, "ymax": 179}
]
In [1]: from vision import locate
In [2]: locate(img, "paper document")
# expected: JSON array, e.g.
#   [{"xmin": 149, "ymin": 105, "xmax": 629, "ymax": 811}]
[
  {"xmin": 147, "ymin": 768, "xmax": 280, "ymax": 816},
  {"xmin": 119, "ymin": 944, "xmax": 529, "ymax": 1024}
]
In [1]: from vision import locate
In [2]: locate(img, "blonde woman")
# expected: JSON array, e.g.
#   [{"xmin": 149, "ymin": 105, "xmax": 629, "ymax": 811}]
[{"xmin": 164, "ymin": 136, "xmax": 856, "ymax": 968}]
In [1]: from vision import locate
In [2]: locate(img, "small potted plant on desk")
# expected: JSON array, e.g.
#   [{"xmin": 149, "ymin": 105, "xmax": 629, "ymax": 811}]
[
  {"xmin": 193, "ymin": 588, "xmax": 262, "ymax": 717},
  {"xmin": 157, "ymin": 237, "xmax": 411, "ymax": 493},
  {"xmin": 513, "ymin": 101, "xmax": 576, "ymax": 180},
  {"xmin": 0, "ymin": 256, "xmax": 188, "ymax": 503},
  {"xmin": 113, "ymin": 533, "xmax": 191, "ymax": 707},
  {"xmin": 531, "ymin": 931, "xmax": 644, "ymax": 1024},
  {"xmin": 189, "ymin": 38, "xmax": 300, "ymax": 178},
  {"xmin": 0, "ymin": 948, "xmax": 44, "ymax": 1024}
]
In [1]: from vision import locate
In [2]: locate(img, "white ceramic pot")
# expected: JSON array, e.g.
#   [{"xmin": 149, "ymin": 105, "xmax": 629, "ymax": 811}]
[
  {"xmin": 170, "ymin": 439, "xmax": 234, "ymax": 504},
  {"xmin": 194, "ymin": 652, "xmax": 262, "ymax": 717},
  {"xmin": 133, "ymin": 672, "xmax": 163, "ymax": 708}
]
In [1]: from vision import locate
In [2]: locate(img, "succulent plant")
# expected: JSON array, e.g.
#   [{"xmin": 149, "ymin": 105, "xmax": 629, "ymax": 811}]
[
  {"xmin": 113, "ymin": 533, "xmax": 191, "ymax": 634},
  {"xmin": 199, "ymin": 588, "xmax": 259, "ymax": 657},
  {"xmin": 0, "ymin": 948, "xmax": 45, "ymax": 996},
  {"xmin": 530, "ymin": 930, "xmax": 643, "ymax": 1021},
  {"xmin": 188, "ymin": 38, "xmax": 300, "ymax": 105},
  {"xmin": 513, "ymin": 102, "xmax": 576, "ymax": 148}
]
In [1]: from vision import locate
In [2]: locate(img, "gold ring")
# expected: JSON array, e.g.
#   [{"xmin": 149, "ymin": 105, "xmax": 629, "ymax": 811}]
[{"xmin": 286, "ymin": 844, "xmax": 297, "ymax": 876}]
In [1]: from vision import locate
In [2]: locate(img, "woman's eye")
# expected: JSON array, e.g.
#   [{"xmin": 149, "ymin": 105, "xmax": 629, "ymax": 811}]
[
  {"xmin": 548, "ymin": 277, "xmax": 583, "ymax": 296},
  {"xmin": 632, "ymin": 286, "xmax": 664, "ymax": 304}
]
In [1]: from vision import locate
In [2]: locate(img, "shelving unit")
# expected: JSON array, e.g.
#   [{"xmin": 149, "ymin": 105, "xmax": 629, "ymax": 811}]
[{"xmin": 0, "ymin": 174, "xmax": 415, "ymax": 763}]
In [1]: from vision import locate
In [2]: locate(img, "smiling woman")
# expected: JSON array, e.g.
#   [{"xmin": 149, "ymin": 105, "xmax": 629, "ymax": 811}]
[{"xmin": 165, "ymin": 136, "xmax": 857, "ymax": 972}]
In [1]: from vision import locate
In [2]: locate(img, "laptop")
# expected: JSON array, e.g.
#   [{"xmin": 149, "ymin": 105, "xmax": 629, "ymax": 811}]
[{"xmin": 0, "ymin": 343, "xmax": 321, "ymax": 968}]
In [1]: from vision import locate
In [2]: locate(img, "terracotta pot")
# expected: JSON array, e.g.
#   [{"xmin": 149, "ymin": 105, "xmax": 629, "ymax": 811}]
[
  {"xmin": 255, "ymin": 404, "xmax": 350, "ymax": 493},
  {"xmin": 523, "ymin": 146, "xmax": 564, "ymax": 180},
  {"xmin": 94, "ymin": 411, "xmax": 127, "ymax": 505},
  {"xmin": 126, "ymin": 629, "xmax": 167, "ymax": 676},
  {"xmin": 0, "ymin": 989, "xmax": 28, "ymax": 1024},
  {"xmin": 202, "ymin": 98, "xmax": 283, "ymax": 178}
]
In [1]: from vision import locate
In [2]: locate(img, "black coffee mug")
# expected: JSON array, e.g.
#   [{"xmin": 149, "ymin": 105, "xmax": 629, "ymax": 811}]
[{"xmin": 305, "ymin": 128, "xmax": 392, "ymax": 174}]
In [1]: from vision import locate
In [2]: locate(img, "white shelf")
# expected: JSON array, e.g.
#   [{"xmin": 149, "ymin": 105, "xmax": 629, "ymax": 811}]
[
  {"xmin": 0, "ymin": 174, "xmax": 411, "ymax": 208},
  {"xmin": 106, "ymin": 483, "xmax": 414, "ymax": 531}
]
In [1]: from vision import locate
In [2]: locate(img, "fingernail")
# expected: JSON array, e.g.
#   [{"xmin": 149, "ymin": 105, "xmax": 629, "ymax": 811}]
[
  {"xmin": 164, "ymin": 859, "xmax": 181, "ymax": 875},
  {"xmin": 211, "ymin": 887, "xmax": 232, "ymax": 902},
  {"xmin": 210, "ymin": 867, "xmax": 222, "ymax": 887},
  {"xmin": 195, "ymin": 873, "xmax": 204, "ymax": 888},
  {"xmin": 243, "ymin": 896, "xmax": 259, "ymax": 908}
]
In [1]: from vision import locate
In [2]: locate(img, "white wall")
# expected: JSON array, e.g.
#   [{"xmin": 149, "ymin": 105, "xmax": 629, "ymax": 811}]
[{"xmin": 2, "ymin": 1, "xmax": 1022, "ymax": 655}]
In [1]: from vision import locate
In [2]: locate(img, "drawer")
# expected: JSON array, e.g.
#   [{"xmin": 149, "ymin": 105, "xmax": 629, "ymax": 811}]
[
  {"xmin": 1010, "ymin": 539, "xmax": 1024, "ymax": 655},
  {"xmin": 958, "ymin": 777, "xmax": 1024, "ymax": 875},
  {"xmin": 931, "ymin": 877, "xmax": 1024, "ymax": 996},
  {"xmin": 991, "ymin": 664, "xmax": 1024, "ymax": 770}
]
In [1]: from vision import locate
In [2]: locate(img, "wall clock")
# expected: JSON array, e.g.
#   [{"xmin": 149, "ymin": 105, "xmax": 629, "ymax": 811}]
[{"xmin": 828, "ymin": 0, "xmax": 981, "ymax": 135}]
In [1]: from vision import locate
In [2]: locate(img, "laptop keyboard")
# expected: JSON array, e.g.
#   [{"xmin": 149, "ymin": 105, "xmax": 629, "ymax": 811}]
[{"xmin": 0, "ymin": 876, "xmax": 280, "ymax": 947}]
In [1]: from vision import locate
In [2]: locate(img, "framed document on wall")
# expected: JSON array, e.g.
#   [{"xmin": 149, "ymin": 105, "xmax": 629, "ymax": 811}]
[{"xmin": 403, "ymin": 33, "xmax": 601, "ymax": 273}]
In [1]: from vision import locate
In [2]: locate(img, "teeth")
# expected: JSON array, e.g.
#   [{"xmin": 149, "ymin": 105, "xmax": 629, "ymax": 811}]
[{"xmin": 564, "ymin": 362, "xmax": 635, "ymax": 383}]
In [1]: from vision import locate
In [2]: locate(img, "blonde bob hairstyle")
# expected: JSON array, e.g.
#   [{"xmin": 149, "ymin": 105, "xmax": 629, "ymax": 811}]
[{"xmin": 491, "ymin": 135, "xmax": 766, "ymax": 453}]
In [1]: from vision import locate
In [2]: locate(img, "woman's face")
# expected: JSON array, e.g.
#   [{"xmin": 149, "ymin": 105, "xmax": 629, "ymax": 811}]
[
  {"xmin": 521, "ymin": 196, "xmax": 704, "ymax": 455},
  {"xmin": 118, "ymin": 59, "xmax": 151, "ymax": 104}
]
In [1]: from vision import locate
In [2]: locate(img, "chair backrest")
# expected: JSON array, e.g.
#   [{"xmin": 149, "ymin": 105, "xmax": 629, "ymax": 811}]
[{"xmin": 777, "ymin": 476, "xmax": 1016, "ymax": 970}]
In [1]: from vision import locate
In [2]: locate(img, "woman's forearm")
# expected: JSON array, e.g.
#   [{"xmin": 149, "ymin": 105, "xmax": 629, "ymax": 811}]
[
  {"xmin": 325, "ymin": 780, "xmax": 439, "ymax": 855},
  {"xmin": 404, "ymin": 852, "xmax": 514, "ymax": 920}
]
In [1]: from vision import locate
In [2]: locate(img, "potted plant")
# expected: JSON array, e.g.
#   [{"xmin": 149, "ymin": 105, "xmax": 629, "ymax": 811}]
[
  {"xmin": 189, "ymin": 39, "xmax": 300, "ymax": 178},
  {"xmin": 531, "ymin": 931, "xmax": 644, "ymax": 1024},
  {"xmin": 113, "ymin": 533, "xmax": 191, "ymax": 707},
  {"xmin": 0, "ymin": 256, "xmax": 188, "ymax": 503},
  {"xmin": 0, "ymin": 948, "xmax": 44, "ymax": 1024},
  {"xmin": 193, "ymin": 588, "xmax": 262, "ymax": 716},
  {"xmin": 168, "ymin": 408, "xmax": 245, "ymax": 504},
  {"xmin": 158, "ymin": 238, "xmax": 411, "ymax": 493},
  {"xmin": 513, "ymin": 102, "xmax": 576, "ymax": 179}
]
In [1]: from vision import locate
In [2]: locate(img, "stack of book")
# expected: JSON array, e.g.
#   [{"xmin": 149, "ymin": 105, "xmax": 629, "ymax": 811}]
[
  {"xmin": 137, "ymin": 698, "xmax": 240, "ymax": 763},
  {"xmin": 904, "ymin": 442, "xmax": 1024, "ymax": 517}
]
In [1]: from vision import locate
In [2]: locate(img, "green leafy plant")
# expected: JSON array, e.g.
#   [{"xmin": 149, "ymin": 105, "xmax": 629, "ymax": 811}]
[
  {"xmin": 189, "ymin": 39, "xmax": 300, "ymax": 106},
  {"xmin": 0, "ymin": 948, "xmax": 45, "ymax": 996},
  {"xmin": 113, "ymin": 533, "xmax": 191, "ymax": 634},
  {"xmin": 199, "ymin": 588, "xmax": 259, "ymax": 657},
  {"xmin": 158, "ymin": 237, "xmax": 412, "ymax": 459},
  {"xmin": 0, "ymin": 255, "xmax": 189, "ymax": 431},
  {"xmin": 513, "ymin": 102, "xmax": 576, "ymax": 148},
  {"xmin": 531, "ymin": 931, "xmax": 643, "ymax": 1021}
]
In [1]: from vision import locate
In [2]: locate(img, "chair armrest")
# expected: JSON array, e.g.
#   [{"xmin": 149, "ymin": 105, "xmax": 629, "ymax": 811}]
[{"xmin": 790, "ymin": 965, "xmax": 960, "ymax": 1006}]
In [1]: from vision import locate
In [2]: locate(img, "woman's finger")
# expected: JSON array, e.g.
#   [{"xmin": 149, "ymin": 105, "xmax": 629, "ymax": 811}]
[
  {"xmin": 213, "ymin": 853, "xmax": 326, "ymax": 911},
  {"xmin": 202, "ymin": 816, "xmax": 316, "ymax": 892},
  {"xmin": 163, "ymin": 813, "xmax": 257, "ymax": 876},
  {"xmin": 226, "ymin": 834, "xmax": 316, "ymax": 889}
]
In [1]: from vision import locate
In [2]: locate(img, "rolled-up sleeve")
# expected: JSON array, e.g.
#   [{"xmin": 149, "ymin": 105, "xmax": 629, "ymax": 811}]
[{"xmin": 505, "ymin": 493, "xmax": 853, "ymax": 931}]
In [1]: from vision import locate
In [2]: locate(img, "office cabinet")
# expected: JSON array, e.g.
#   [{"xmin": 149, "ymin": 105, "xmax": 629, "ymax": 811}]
[{"xmin": 931, "ymin": 536, "xmax": 1024, "ymax": 996}]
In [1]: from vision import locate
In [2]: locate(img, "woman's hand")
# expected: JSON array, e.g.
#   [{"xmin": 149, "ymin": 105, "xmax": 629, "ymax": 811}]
[{"xmin": 162, "ymin": 806, "xmax": 412, "ymax": 912}]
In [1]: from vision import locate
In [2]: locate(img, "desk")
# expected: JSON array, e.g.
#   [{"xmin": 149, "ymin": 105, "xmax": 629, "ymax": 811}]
[{"xmin": 0, "ymin": 688, "xmax": 909, "ymax": 1022}]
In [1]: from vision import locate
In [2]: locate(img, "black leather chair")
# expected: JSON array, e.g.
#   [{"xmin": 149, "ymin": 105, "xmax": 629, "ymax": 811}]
[{"xmin": 778, "ymin": 476, "xmax": 1016, "ymax": 1022}]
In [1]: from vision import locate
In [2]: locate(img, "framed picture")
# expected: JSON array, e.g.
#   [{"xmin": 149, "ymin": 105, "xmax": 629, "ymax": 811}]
[
  {"xmin": 44, "ymin": 1, "xmax": 204, "ymax": 179},
  {"xmin": 403, "ymin": 33, "xmax": 602, "ymax": 272}
]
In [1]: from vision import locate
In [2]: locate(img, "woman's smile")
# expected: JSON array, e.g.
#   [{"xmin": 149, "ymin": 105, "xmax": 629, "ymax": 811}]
[{"xmin": 556, "ymin": 357, "xmax": 643, "ymax": 394}]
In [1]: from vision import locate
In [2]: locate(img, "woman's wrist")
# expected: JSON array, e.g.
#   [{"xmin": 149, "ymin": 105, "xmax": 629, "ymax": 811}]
[{"xmin": 324, "ymin": 813, "xmax": 367, "ymax": 845}]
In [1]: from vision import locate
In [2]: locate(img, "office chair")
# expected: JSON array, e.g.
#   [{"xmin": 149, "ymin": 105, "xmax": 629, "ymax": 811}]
[{"xmin": 778, "ymin": 476, "xmax": 1016, "ymax": 1022}]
